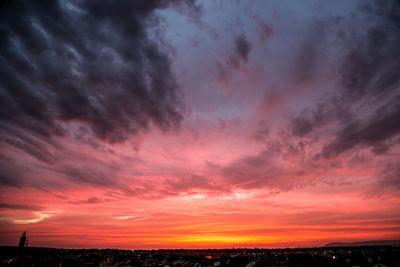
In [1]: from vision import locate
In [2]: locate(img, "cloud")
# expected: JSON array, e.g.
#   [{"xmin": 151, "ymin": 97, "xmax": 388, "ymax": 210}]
[
  {"xmin": 288, "ymin": 1, "xmax": 400, "ymax": 157},
  {"xmin": 339, "ymin": 1, "xmax": 400, "ymax": 100},
  {"xmin": 0, "ymin": 0, "xmax": 202, "ymax": 193},
  {"xmin": 219, "ymin": 151, "xmax": 275, "ymax": 187},
  {"xmin": 212, "ymin": 33, "xmax": 252, "ymax": 86},
  {"xmin": 165, "ymin": 174, "xmax": 223, "ymax": 194},
  {"xmin": 320, "ymin": 0, "xmax": 400, "ymax": 157},
  {"xmin": 0, "ymin": 0, "xmax": 196, "ymax": 145},
  {"xmin": 207, "ymin": 148, "xmax": 303, "ymax": 192},
  {"xmin": 253, "ymin": 15, "xmax": 274, "ymax": 44},
  {"xmin": 322, "ymin": 101, "xmax": 400, "ymax": 157},
  {"xmin": 0, "ymin": 203, "xmax": 42, "ymax": 211},
  {"xmin": 291, "ymin": 117, "xmax": 314, "ymax": 137},
  {"xmin": 279, "ymin": 0, "xmax": 400, "ymax": 198},
  {"xmin": 0, "ymin": 157, "xmax": 26, "ymax": 188},
  {"xmin": 68, "ymin": 197, "xmax": 107, "ymax": 204},
  {"xmin": 365, "ymin": 162, "xmax": 400, "ymax": 197},
  {"xmin": 2, "ymin": 136, "xmax": 55, "ymax": 164},
  {"xmin": 290, "ymin": 103, "xmax": 327, "ymax": 137},
  {"xmin": 234, "ymin": 33, "xmax": 252, "ymax": 63},
  {"xmin": 54, "ymin": 164, "xmax": 140, "ymax": 195}
]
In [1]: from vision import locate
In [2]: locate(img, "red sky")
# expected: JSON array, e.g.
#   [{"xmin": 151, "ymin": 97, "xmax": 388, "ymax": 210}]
[{"xmin": 0, "ymin": 0, "xmax": 400, "ymax": 249}]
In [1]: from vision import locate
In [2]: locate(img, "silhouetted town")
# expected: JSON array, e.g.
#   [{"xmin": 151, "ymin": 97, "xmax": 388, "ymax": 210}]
[{"xmin": 1, "ymin": 233, "xmax": 399, "ymax": 266}]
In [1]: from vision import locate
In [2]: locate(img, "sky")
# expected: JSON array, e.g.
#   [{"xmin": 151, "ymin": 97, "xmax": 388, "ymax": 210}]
[{"xmin": 0, "ymin": 0, "xmax": 400, "ymax": 249}]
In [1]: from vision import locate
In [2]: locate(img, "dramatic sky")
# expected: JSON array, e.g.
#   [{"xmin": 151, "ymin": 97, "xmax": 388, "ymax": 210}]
[{"xmin": 1, "ymin": 0, "xmax": 400, "ymax": 249}]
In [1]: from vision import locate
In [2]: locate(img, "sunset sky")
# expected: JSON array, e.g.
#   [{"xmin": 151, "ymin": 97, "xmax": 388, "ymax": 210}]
[{"xmin": 1, "ymin": 0, "xmax": 400, "ymax": 249}]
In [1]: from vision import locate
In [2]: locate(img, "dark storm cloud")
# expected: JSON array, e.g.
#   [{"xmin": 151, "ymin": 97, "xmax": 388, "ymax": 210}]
[
  {"xmin": 59, "ymin": 167, "xmax": 117, "ymax": 188},
  {"xmin": 234, "ymin": 33, "xmax": 252, "ymax": 63},
  {"xmin": 53, "ymin": 161, "xmax": 157, "ymax": 197},
  {"xmin": 0, "ymin": 203, "xmax": 42, "ymax": 211},
  {"xmin": 290, "ymin": 0, "xmax": 400, "ymax": 158},
  {"xmin": 0, "ymin": 0, "xmax": 196, "ymax": 144},
  {"xmin": 339, "ymin": 0, "xmax": 400, "ymax": 100},
  {"xmin": 0, "ymin": 121, "xmax": 65, "ymax": 165},
  {"xmin": 339, "ymin": 32, "xmax": 399, "ymax": 100},
  {"xmin": 214, "ymin": 33, "xmax": 252, "ymax": 82},
  {"xmin": 68, "ymin": 197, "xmax": 107, "ymax": 205},
  {"xmin": 323, "ymin": 99, "xmax": 400, "ymax": 157},
  {"xmin": 291, "ymin": 117, "xmax": 313, "ymax": 137},
  {"xmin": 341, "ymin": 1, "xmax": 400, "ymax": 97},
  {"xmin": 322, "ymin": 0, "xmax": 400, "ymax": 156},
  {"xmin": 55, "ymin": 165, "xmax": 142, "ymax": 195},
  {"xmin": 291, "ymin": 103, "xmax": 327, "ymax": 137},
  {"xmin": 2, "ymin": 136, "xmax": 55, "ymax": 164}
]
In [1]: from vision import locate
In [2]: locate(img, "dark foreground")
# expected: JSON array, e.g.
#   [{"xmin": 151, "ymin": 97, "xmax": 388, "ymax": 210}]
[{"xmin": 1, "ymin": 246, "xmax": 399, "ymax": 267}]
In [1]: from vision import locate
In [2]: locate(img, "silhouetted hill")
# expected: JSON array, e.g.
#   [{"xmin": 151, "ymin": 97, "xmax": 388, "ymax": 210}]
[{"xmin": 324, "ymin": 240, "xmax": 400, "ymax": 247}]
